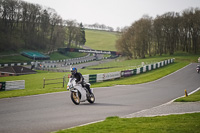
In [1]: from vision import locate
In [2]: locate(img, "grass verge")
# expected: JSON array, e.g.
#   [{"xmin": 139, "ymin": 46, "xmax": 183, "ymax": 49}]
[
  {"xmin": 91, "ymin": 61, "xmax": 188, "ymax": 88},
  {"xmin": 55, "ymin": 113, "xmax": 200, "ymax": 133},
  {"xmin": 175, "ymin": 90, "xmax": 200, "ymax": 102},
  {"xmin": 85, "ymin": 29, "xmax": 118, "ymax": 51}
]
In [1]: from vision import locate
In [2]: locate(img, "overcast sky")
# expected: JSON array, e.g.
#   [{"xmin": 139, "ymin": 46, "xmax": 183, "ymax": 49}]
[{"xmin": 24, "ymin": 0, "xmax": 200, "ymax": 29}]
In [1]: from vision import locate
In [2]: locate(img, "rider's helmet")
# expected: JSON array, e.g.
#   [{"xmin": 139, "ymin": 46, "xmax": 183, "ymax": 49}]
[{"xmin": 71, "ymin": 67, "xmax": 77, "ymax": 75}]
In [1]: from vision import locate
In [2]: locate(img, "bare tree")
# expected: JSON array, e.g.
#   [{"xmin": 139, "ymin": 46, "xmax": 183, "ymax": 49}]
[
  {"xmin": 116, "ymin": 8, "xmax": 200, "ymax": 59},
  {"xmin": 65, "ymin": 20, "xmax": 78, "ymax": 48}
]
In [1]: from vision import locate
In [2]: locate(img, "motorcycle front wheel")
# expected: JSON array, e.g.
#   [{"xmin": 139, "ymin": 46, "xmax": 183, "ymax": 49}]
[
  {"xmin": 71, "ymin": 91, "xmax": 80, "ymax": 105},
  {"xmin": 87, "ymin": 93, "xmax": 95, "ymax": 104}
]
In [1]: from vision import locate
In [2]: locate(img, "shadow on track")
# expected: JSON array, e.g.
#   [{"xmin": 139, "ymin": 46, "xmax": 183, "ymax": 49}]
[{"xmin": 80, "ymin": 102, "xmax": 127, "ymax": 106}]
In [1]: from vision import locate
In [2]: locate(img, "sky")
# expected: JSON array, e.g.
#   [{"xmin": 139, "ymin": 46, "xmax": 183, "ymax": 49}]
[{"xmin": 23, "ymin": 0, "xmax": 200, "ymax": 29}]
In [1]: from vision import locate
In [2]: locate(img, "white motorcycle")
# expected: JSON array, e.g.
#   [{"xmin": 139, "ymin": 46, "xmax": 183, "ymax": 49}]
[
  {"xmin": 67, "ymin": 77, "xmax": 95, "ymax": 105},
  {"xmin": 197, "ymin": 65, "xmax": 200, "ymax": 73}
]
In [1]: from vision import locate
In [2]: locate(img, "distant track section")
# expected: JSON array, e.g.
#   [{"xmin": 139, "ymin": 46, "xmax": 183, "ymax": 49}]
[
  {"xmin": 21, "ymin": 51, "xmax": 50, "ymax": 60},
  {"xmin": 58, "ymin": 48, "xmax": 120, "ymax": 55}
]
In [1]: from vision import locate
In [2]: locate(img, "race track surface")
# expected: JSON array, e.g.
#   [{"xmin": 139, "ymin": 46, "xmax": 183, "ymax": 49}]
[{"xmin": 0, "ymin": 63, "xmax": 199, "ymax": 133}]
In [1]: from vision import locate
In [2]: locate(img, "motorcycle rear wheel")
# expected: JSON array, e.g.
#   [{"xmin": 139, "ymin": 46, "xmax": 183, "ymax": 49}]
[{"xmin": 71, "ymin": 91, "xmax": 80, "ymax": 105}]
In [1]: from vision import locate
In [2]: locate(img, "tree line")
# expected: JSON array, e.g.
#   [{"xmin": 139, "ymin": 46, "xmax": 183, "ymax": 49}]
[
  {"xmin": 0, "ymin": 0, "xmax": 86, "ymax": 53},
  {"xmin": 116, "ymin": 8, "xmax": 200, "ymax": 59},
  {"xmin": 84, "ymin": 23, "xmax": 114, "ymax": 32}
]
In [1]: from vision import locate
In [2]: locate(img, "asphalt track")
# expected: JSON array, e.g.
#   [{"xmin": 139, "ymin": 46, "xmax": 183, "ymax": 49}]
[{"xmin": 0, "ymin": 63, "xmax": 199, "ymax": 133}]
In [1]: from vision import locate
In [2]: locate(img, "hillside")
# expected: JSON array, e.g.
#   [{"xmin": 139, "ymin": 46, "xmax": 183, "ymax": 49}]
[
  {"xmin": 0, "ymin": 29, "xmax": 117, "ymax": 63},
  {"xmin": 85, "ymin": 29, "xmax": 118, "ymax": 51}
]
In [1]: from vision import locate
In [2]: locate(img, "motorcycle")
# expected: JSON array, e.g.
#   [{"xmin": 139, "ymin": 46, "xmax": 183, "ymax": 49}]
[
  {"xmin": 67, "ymin": 77, "xmax": 95, "ymax": 105},
  {"xmin": 197, "ymin": 67, "xmax": 200, "ymax": 73}
]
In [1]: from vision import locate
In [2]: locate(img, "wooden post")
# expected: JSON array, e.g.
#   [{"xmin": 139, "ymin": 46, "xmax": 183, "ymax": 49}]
[
  {"xmin": 63, "ymin": 77, "xmax": 65, "ymax": 87},
  {"xmin": 63, "ymin": 77, "xmax": 64, "ymax": 88},
  {"xmin": 43, "ymin": 78, "xmax": 45, "ymax": 88}
]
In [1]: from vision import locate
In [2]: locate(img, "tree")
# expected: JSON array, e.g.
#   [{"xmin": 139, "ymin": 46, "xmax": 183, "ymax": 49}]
[
  {"xmin": 0, "ymin": 0, "xmax": 67, "ymax": 52},
  {"xmin": 116, "ymin": 8, "xmax": 200, "ymax": 59},
  {"xmin": 79, "ymin": 22, "xmax": 86, "ymax": 46},
  {"xmin": 65, "ymin": 20, "xmax": 78, "ymax": 48}
]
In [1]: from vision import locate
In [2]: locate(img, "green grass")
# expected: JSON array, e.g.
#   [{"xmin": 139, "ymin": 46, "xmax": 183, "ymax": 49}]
[
  {"xmin": 0, "ymin": 52, "xmax": 199, "ymax": 99},
  {"xmin": 85, "ymin": 29, "xmax": 118, "ymax": 51},
  {"xmin": 91, "ymin": 61, "xmax": 188, "ymax": 88},
  {"xmin": 0, "ymin": 71, "xmax": 67, "ymax": 98},
  {"xmin": 80, "ymin": 51, "xmax": 199, "ymax": 74},
  {"xmin": 55, "ymin": 113, "xmax": 200, "ymax": 133},
  {"xmin": 175, "ymin": 90, "xmax": 200, "ymax": 102},
  {"xmin": 80, "ymin": 56, "xmax": 178, "ymax": 75},
  {"xmin": 0, "ymin": 54, "xmax": 32, "ymax": 63}
]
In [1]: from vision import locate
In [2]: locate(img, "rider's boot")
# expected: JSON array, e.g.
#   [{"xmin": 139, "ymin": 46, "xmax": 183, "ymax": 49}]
[{"xmin": 86, "ymin": 84, "xmax": 92, "ymax": 94}]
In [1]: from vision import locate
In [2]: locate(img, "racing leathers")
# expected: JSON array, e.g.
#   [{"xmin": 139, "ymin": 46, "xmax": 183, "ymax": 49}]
[{"xmin": 71, "ymin": 72, "xmax": 92, "ymax": 94}]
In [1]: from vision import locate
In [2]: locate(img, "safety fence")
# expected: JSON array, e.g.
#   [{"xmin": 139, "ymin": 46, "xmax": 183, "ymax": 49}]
[
  {"xmin": 41, "ymin": 58, "xmax": 95, "ymax": 69},
  {"xmin": 83, "ymin": 59, "xmax": 174, "ymax": 83},
  {"xmin": 0, "ymin": 59, "xmax": 174, "ymax": 91},
  {"xmin": 0, "ymin": 62, "xmax": 28, "ymax": 67},
  {"xmin": 0, "ymin": 54, "xmax": 91, "ymax": 68},
  {"xmin": 43, "ymin": 77, "xmax": 65, "ymax": 88},
  {"xmin": 0, "ymin": 80, "xmax": 25, "ymax": 91}
]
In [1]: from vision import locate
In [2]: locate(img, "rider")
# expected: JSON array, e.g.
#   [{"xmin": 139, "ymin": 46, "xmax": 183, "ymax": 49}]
[{"xmin": 71, "ymin": 67, "xmax": 92, "ymax": 94}]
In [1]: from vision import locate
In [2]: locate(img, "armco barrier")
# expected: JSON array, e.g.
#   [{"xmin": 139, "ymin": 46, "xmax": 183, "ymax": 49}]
[
  {"xmin": 103, "ymin": 71, "xmax": 121, "ymax": 81},
  {"xmin": 89, "ymin": 74, "xmax": 97, "ymax": 83},
  {"xmin": 133, "ymin": 69, "xmax": 137, "ymax": 75},
  {"xmin": 146, "ymin": 65, "xmax": 149, "ymax": 71},
  {"xmin": 93, "ymin": 58, "xmax": 174, "ymax": 81},
  {"xmin": 143, "ymin": 66, "xmax": 146, "ymax": 72},
  {"xmin": 6, "ymin": 80, "xmax": 25, "ymax": 91},
  {"xmin": 0, "ymin": 82, "xmax": 6, "ymax": 91},
  {"xmin": 148, "ymin": 64, "xmax": 152, "ymax": 71},
  {"xmin": 71, "ymin": 58, "xmax": 174, "ymax": 84},
  {"xmin": 137, "ymin": 68, "xmax": 140, "ymax": 74},
  {"xmin": 0, "ymin": 54, "xmax": 91, "ymax": 68},
  {"xmin": 140, "ymin": 67, "xmax": 143, "ymax": 73},
  {"xmin": 121, "ymin": 70, "xmax": 133, "ymax": 77},
  {"xmin": 83, "ymin": 75, "xmax": 89, "ymax": 83},
  {"xmin": 97, "ymin": 73, "xmax": 104, "ymax": 82},
  {"xmin": 0, "ymin": 80, "xmax": 25, "ymax": 91}
]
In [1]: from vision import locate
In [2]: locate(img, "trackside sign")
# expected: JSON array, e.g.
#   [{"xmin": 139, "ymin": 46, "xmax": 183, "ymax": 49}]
[
  {"xmin": 79, "ymin": 58, "xmax": 174, "ymax": 83},
  {"xmin": 103, "ymin": 71, "xmax": 121, "ymax": 80},
  {"xmin": 58, "ymin": 48, "xmax": 120, "ymax": 55},
  {"xmin": 78, "ymin": 49, "xmax": 111, "ymax": 54}
]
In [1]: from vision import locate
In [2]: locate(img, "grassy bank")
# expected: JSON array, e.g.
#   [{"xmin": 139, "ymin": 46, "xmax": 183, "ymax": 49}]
[
  {"xmin": 0, "ymin": 29, "xmax": 116, "ymax": 63},
  {"xmin": 175, "ymin": 90, "xmax": 200, "ymax": 102},
  {"xmin": 85, "ymin": 29, "xmax": 118, "ymax": 51},
  {"xmin": 55, "ymin": 113, "xmax": 200, "ymax": 133}
]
